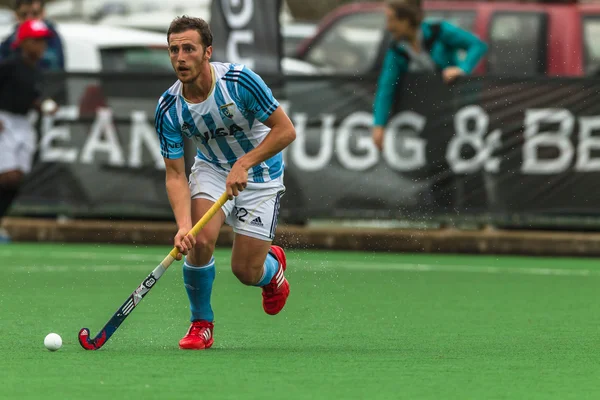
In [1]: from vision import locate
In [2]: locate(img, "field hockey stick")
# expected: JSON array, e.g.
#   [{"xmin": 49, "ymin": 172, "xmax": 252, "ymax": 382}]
[{"xmin": 78, "ymin": 192, "xmax": 229, "ymax": 350}]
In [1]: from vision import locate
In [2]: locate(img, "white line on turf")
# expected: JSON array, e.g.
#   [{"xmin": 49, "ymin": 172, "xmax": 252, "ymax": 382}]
[
  {"xmin": 4, "ymin": 258, "xmax": 600, "ymax": 277},
  {"xmin": 48, "ymin": 252, "xmax": 150, "ymax": 261},
  {"xmin": 309, "ymin": 261, "xmax": 599, "ymax": 277},
  {"xmin": 0, "ymin": 249, "xmax": 151, "ymax": 261},
  {"xmin": 8, "ymin": 264, "xmax": 141, "ymax": 272}
]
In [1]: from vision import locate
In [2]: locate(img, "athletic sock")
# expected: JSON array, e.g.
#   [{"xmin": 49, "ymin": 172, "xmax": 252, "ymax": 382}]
[
  {"xmin": 254, "ymin": 252, "xmax": 280, "ymax": 287},
  {"xmin": 183, "ymin": 257, "xmax": 216, "ymax": 323}
]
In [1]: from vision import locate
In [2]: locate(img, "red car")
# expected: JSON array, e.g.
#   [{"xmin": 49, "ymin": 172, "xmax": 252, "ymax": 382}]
[{"xmin": 293, "ymin": 1, "xmax": 600, "ymax": 77}]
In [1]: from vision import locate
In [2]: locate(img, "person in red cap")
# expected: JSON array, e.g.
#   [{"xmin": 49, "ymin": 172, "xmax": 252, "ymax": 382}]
[
  {"xmin": 0, "ymin": 18, "xmax": 56, "ymax": 243},
  {"xmin": 11, "ymin": 18, "xmax": 52, "ymax": 51},
  {"xmin": 0, "ymin": 0, "xmax": 64, "ymax": 71}
]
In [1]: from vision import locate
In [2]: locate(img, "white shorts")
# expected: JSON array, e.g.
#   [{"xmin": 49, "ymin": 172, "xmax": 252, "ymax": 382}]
[
  {"xmin": 189, "ymin": 158, "xmax": 286, "ymax": 241},
  {"xmin": 0, "ymin": 111, "xmax": 36, "ymax": 174}
]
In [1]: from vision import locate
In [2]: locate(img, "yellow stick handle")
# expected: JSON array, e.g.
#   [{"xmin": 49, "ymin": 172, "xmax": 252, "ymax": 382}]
[{"xmin": 165, "ymin": 192, "xmax": 229, "ymax": 261}]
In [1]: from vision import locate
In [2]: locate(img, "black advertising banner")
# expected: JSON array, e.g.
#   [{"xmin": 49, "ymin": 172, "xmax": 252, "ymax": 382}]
[
  {"xmin": 278, "ymin": 75, "xmax": 600, "ymax": 222},
  {"xmin": 14, "ymin": 72, "xmax": 600, "ymax": 227},
  {"xmin": 209, "ymin": 0, "xmax": 283, "ymax": 74}
]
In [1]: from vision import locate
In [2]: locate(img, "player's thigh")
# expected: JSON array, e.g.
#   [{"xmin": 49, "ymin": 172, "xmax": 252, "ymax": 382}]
[
  {"xmin": 189, "ymin": 158, "xmax": 235, "ymax": 235},
  {"xmin": 191, "ymin": 198, "xmax": 226, "ymax": 246},
  {"xmin": 188, "ymin": 158, "xmax": 233, "ymax": 264},
  {"xmin": 230, "ymin": 183, "xmax": 286, "ymax": 269}
]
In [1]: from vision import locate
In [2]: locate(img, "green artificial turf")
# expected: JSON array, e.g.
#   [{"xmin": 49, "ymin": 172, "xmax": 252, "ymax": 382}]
[{"xmin": 1, "ymin": 243, "xmax": 600, "ymax": 399}]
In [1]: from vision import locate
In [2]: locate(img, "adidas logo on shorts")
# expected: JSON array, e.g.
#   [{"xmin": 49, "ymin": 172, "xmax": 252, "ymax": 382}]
[{"xmin": 250, "ymin": 217, "xmax": 264, "ymax": 227}]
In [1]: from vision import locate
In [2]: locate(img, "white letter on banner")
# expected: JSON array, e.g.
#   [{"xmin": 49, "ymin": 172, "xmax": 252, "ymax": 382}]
[
  {"xmin": 446, "ymin": 105, "xmax": 501, "ymax": 174},
  {"xmin": 576, "ymin": 117, "xmax": 600, "ymax": 171},
  {"xmin": 129, "ymin": 111, "xmax": 164, "ymax": 170},
  {"xmin": 383, "ymin": 111, "xmax": 426, "ymax": 171},
  {"xmin": 39, "ymin": 105, "xmax": 80, "ymax": 163},
  {"xmin": 222, "ymin": 0, "xmax": 255, "ymax": 68},
  {"xmin": 290, "ymin": 113, "xmax": 334, "ymax": 171},
  {"xmin": 336, "ymin": 112, "xmax": 378, "ymax": 171},
  {"xmin": 522, "ymin": 109, "xmax": 574, "ymax": 174},
  {"xmin": 221, "ymin": 0, "xmax": 253, "ymax": 28},
  {"xmin": 81, "ymin": 108, "xmax": 125, "ymax": 166},
  {"xmin": 227, "ymin": 31, "xmax": 255, "ymax": 68}
]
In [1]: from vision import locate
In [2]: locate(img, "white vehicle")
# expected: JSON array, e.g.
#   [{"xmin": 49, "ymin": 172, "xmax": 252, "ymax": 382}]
[
  {"xmin": 44, "ymin": 0, "xmax": 174, "ymax": 22},
  {"xmin": 0, "ymin": 8, "xmax": 15, "ymax": 26},
  {"xmin": 0, "ymin": 22, "xmax": 170, "ymax": 73},
  {"xmin": 282, "ymin": 22, "xmax": 317, "ymax": 57},
  {"xmin": 95, "ymin": 5, "xmax": 322, "ymax": 75},
  {"xmin": 56, "ymin": 23, "xmax": 171, "ymax": 73},
  {"xmin": 0, "ymin": 20, "xmax": 322, "ymax": 75},
  {"xmin": 97, "ymin": 7, "xmax": 211, "ymax": 33}
]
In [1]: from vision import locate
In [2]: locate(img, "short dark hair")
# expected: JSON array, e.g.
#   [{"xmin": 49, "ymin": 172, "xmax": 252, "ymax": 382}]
[
  {"xmin": 167, "ymin": 15, "xmax": 213, "ymax": 49},
  {"xmin": 13, "ymin": 0, "xmax": 44, "ymax": 9},
  {"xmin": 387, "ymin": 1, "xmax": 422, "ymax": 27},
  {"xmin": 13, "ymin": 0, "xmax": 32, "ymax": 10},
  {"xmin": 387, "ymin": 0, "xmax": 421, "ymax": 10}
]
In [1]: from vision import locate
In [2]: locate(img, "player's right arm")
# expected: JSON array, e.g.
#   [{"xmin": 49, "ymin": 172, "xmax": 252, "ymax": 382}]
[
  {"xmin": 372, "ymin": 47, "xmax": 408, "ymax": 150},
  {"xmin": 155, "ymin": 97, "xmax": 195, "ymax": 258},
  {"xmin": 438, "ymin": 21, "xmax": 487, "ymax": 76}
]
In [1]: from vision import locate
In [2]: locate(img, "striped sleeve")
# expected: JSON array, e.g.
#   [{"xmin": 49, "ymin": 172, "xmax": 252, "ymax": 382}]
[
  {"xmin": 223, "ymin": 66, "xmax": 279, "ymax": 123},
  {"xmin": 154, "ymin": 93, "xmax": 184, "ymax": 159}
]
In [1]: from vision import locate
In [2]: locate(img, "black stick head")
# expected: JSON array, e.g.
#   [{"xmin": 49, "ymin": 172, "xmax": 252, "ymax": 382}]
[{"xmin": 78, "ymin": 328, "xmax": 107, "ymax": 350}]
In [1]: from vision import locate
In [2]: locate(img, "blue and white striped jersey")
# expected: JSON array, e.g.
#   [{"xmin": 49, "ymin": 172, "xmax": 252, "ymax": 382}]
[{"xmin": 154, "ymin": 62, "xmax": 282, "ymax": 183}]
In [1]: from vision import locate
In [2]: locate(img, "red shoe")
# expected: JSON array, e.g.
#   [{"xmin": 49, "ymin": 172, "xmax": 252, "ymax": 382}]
[
  {"xmin": 178, "ymin": 320, "xmax": 214, "ymax": 350},
  {"xmin": 262, "ymin": 245, "xmax": 290, "ymax": 315}
]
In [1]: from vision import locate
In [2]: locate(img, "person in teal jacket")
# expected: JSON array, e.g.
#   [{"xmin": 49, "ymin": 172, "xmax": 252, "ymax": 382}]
[{"xmin": 372, "ymin": 1, "xmax": 488, "ymax": 150}]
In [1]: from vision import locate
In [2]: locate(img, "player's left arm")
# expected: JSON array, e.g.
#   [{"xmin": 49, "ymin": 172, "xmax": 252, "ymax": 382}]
[
  {"xmin": 226, "ymin": 67, "xmax": 296, "ymax": 198},
  {"xmin": 236, "ymin": 107, "xmax": 295, "ymax": 171},
  {"xmin": 236, "ymin": 67, "xmax": 296, "ymax": 169},
  {"xmin": 438, "ymin": 21, "xmax": 488, "ymax": 75}
]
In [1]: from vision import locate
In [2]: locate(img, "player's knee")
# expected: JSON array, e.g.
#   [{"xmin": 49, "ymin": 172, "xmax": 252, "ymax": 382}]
[
  {"xmin": 231, "ymin": 264, "xmax": 260, "ymax": 286},
  {"xmin": 0, "ymin": 170, "xmax": 23, "ymax": 188},
  {"xmin": 186, "ymin": 236, "xmax": 216, "ymax": 266},
  {"xmin": 194, "ymin": 235, "xmax": 215, "ymax": 253}
]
